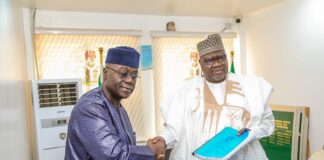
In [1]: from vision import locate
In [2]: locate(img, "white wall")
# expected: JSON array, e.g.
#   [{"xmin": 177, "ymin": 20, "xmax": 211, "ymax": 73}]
[
  {"xmin": 0, "ymin": 0, "xmax": 32, "ymax": 159},
  {"xmin": 35, "ymin": 10, "xmax": 233, "ymax": 32},
  {"xmin": 245, "ymin": 0, "xmax": 324, "ymax": 153}
]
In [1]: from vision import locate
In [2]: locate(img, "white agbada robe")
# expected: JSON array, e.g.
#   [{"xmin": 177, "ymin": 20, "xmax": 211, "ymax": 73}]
[{"xmin": 160, "ymin": 73, "xmax": 275, "ymax": 160}]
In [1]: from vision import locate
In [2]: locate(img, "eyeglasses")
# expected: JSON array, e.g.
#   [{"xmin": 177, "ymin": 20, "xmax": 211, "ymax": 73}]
[
  {"xmin": 203, "ymin": 54, "xmax": 227, "ymax": 66},
  {"xmin": 106, "ymin": 66, "xmax": 140, "ymax": 80}
]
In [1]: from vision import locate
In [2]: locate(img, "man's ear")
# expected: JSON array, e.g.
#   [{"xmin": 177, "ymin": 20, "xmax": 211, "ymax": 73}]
[
  {"xmin": 199, "ymin": 59, "xmax": 203, "ymax": 68},
  {"xmin": 103, "ymin": 67, "xmax": 108, "ymax": 80}
]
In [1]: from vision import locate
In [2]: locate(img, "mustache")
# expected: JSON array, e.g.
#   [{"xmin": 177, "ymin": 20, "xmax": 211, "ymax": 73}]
[{"xmin": 122, "ymin": 85, "xmax": 134, "ymax": 91}]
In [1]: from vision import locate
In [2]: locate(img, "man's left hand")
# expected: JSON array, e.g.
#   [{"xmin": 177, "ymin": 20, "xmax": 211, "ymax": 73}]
[{"xmin": 237, "ymin": 128, "xmax": 251, "ymax": 136}]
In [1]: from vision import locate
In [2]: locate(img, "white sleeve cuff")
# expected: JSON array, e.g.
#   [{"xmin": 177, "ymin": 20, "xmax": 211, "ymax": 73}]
[{"xmin": 160, "ymin": 127, "xmax": 176, "ymax": 145}]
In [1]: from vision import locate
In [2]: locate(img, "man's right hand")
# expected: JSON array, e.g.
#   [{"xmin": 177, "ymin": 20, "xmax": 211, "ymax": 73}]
[
  {"xmin": 147, "ymin": 136, "xmax": 166, "ymax": 159},
  {"xmin": 151, "ymin": 136, "xmax": 166, "ymax": 145}
]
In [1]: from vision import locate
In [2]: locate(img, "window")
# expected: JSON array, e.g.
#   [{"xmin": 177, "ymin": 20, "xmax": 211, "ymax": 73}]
[
  {"xmin": 151, "ymin": 34, "xmax": 236, "ymax": 133},
  {"xmin": 34, "ymin": 32, "xmax": 146, "ymax": 139}
]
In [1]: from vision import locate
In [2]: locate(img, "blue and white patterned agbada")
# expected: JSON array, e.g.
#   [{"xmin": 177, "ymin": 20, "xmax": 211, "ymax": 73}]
[{"xmin": 65, "ymin": 88, "xmax": 154, "ymax": 160}]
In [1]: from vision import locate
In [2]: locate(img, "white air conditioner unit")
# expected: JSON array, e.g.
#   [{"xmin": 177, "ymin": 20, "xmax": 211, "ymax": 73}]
[{"xmin": 30, "ymin": 79, "xmax": 82, "ymax": 160}]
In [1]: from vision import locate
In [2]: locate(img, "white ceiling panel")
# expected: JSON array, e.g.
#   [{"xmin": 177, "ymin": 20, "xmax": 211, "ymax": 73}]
[{"xmin": 32, "ymin": 0, "xmax": 285, "ymax": 17}]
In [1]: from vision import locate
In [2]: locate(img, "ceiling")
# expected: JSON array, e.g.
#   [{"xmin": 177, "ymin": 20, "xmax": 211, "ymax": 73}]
[{"xmin": 29, "ymin": 0, "xmax": 285, "ymax": 18}]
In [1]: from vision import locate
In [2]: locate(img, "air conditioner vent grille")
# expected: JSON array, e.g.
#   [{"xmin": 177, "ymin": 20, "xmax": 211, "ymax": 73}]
[{"xmin": 37, "ymin": 82, "xmax": 78, "ymax": 108}]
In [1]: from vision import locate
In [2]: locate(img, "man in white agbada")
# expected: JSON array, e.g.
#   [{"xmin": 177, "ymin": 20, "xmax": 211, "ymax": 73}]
[{"xmin": 153, "ymin": 34, "xmax": 275, "ymax": 160}]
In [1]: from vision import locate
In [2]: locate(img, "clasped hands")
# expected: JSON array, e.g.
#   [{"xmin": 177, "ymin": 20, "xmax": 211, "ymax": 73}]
[{"xmin": 147, "ymin": 136, "xmax": 166, "ymax": 160}]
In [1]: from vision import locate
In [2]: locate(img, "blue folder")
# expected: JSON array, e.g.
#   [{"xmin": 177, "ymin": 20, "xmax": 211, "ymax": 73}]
[{"xmin": 193, "ymin": 127, "xmax": 250, "ymax": 160}]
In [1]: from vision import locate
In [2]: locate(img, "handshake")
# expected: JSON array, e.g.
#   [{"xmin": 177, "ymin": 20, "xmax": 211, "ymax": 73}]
[{"xmin": 147, "ymin": 136, "xmax": 166, "ymax": 160}]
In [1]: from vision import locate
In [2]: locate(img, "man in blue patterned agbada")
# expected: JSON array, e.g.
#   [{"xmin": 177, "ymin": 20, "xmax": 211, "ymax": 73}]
[{"xmin": 65, "ymin": 46, "xmax": 165, "ymax": 160}]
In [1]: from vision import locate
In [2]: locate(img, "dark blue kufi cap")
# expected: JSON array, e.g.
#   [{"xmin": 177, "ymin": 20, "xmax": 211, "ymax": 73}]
[{"xmin": 105, "ymin": 46, "xmax": 140, "ymax": 69}]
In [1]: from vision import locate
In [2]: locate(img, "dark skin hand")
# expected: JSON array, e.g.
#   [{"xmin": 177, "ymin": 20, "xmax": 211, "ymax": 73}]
[
  {"xmin": 237, "ymin": 128, "xmax": 251, "ymax": 136},
  {"xmin": 147, "ymin": 137, "xmax": 166, "ymax": 160},
  {"xmin": 151, "ymin": 136, "xmax": 166, "ymax": 160}
]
